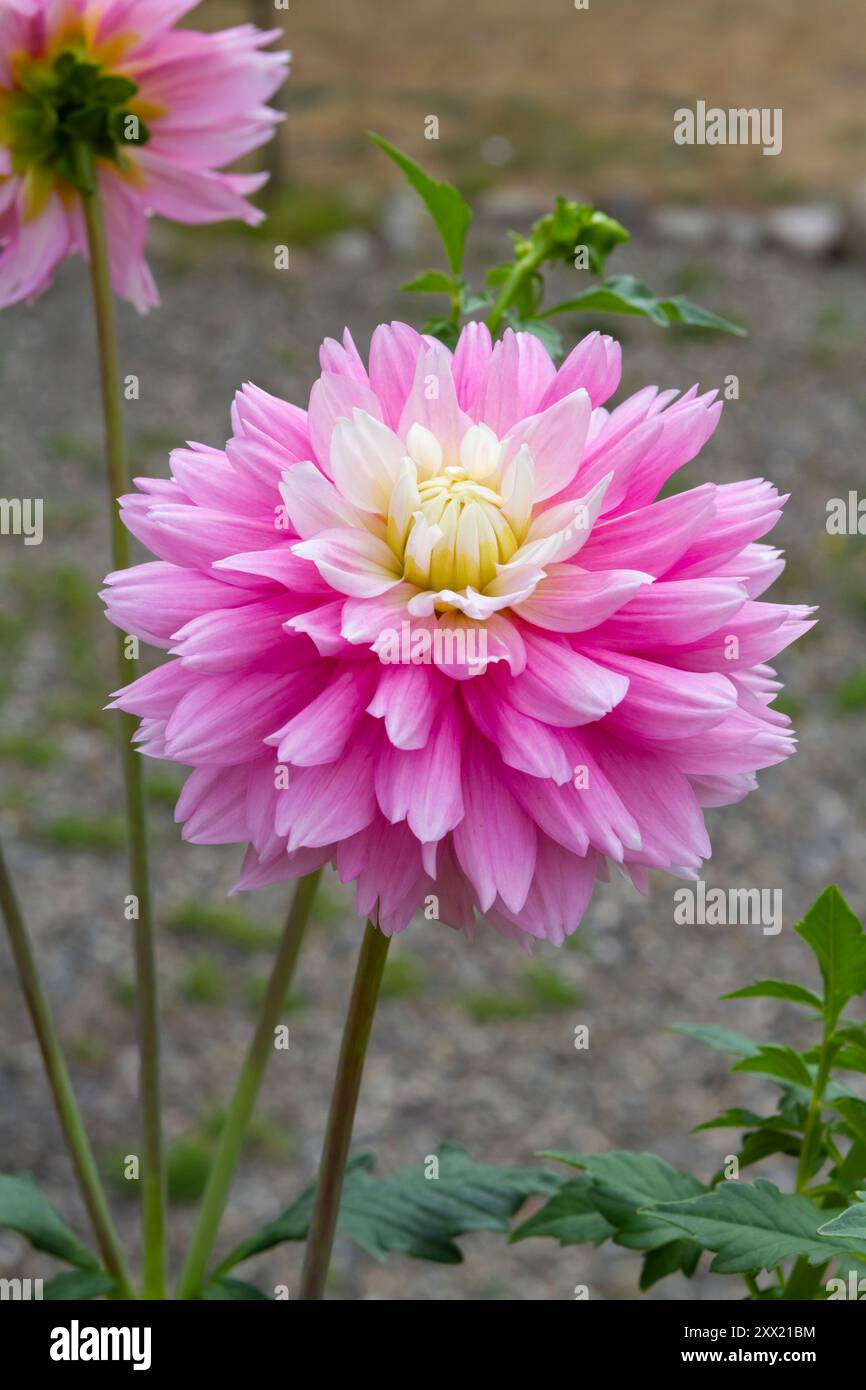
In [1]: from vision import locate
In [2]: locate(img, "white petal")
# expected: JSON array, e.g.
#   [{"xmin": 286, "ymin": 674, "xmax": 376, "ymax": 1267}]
[
  {"xmin": 405, "ymin": 422, "xmax": 443, "ymax": 479},
  {"xmin": 330, "ymin": 410, "xmax": 404, "ymax": 514},
  {"xmin": 499, "ymin": 444, "xmax": 535, "ymax": 540},
  {"xmin": 459, "ymin": 422, "xmax": 501, "ymax": 481},
  {"xmin": 511, "ymin": 472, "xmax": 613, "ymax": 566}
]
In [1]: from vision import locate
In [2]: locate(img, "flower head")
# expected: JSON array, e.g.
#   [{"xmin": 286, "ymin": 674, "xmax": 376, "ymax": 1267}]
[
  {"xmin": 0, "ymin": 0, "xmax": 288, "ymax": 310},
  {"xmin": 103, "ymin": 323, "xmax": 813, "ymax": 944}
]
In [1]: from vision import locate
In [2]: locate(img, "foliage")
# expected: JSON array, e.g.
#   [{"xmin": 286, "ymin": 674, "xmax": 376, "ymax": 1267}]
[{"xmin": 371, "ymin": 134, "xmax": 744, "ymax": 354}]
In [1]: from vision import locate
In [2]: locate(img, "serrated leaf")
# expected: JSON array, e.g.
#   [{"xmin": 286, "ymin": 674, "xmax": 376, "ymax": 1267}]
[
  {"xmin": 510, "ymin": 1177, "xmax": 614, "ymax": 1246},
  {"xmin": 721, "ymin": 980, "xmax": 823, "ymax": 1010},
  {"xmin": 794, "ymin": 887, "xmax": 866, "ymax": 1026},
  {"xmin": 542, "ymin": 1151, "xmax": 705, "ymax": 1256},
  {"xmin": 370, "ymin": 132, "xmax": 471, "ymax": 275},
  {"xmin": 0, "ymin": 1174, "xmax": 98, "ymax": 1270},
  {"xmin": 817, "ymin": 1195, "xmax": 866, "ymax": 1240},
  {"xmin": 201, "ymin": 1277, "xmax": 270, "ymax": 1300},
  {"xmin": 733, "ymin": 1127, "xmax": 803, "ymax": 1171},
  {"xmin": 399, "ymin": 270, "xmax": 456, "ymax": 294},
  {"xmin": 649, "ymin": 1178, "xmax": 866, "ymax": 1273},
  {"xmin": 639, "ymin": 1239, "xmax": 701, "ymax": 1290},
  {"xmin": 670, "ymin": 1023, "xmax": 761, "ymax": 1057},
  {"xmin": 43, "ymin": 1269, "xmax": 116, "ymax": 1300},
  {"xmin": 732, "ymin": 1045, "xmax": 814, "ymax": 1091},
  {"xmin": 830, "ymin": 1097, "xmax": 866, "ymax": 1148},
  {"xmin": 216, "ymin": 1144, "xmax": 557, "ymax": 1275},
  {"xmin": 660, "ymin": 295, "xmax": 747, "ymax": 335},
  {"xmin": 541, "ymin": 274, "xmax": 745, "ymax": 335},
  {"xmin": 542, "ymin": 275, "xmax": 670, "ymax": 325},
  {"xmin": 694, "ymin": 1107, "xmax": 795, "ymax": 1133}
]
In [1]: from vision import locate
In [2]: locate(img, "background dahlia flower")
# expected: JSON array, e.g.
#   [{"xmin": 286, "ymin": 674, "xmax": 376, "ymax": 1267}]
[
  {"xmin": 0, "ymin": 0, "xmax": 288, "ymax": 310},
  {"xmin": 102, "ymin": 324, "xmax": 813, "ymax": 945}
]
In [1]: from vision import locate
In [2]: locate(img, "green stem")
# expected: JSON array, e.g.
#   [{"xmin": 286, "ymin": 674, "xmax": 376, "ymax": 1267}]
[
  {"xmin": 486, "ymin": 241, "xmax": 549, "ymax": 335},
  {"xmin": 784, "ymin": 1256, "xmax": 828, "ymax": 1301},
  {"xmin": 796, "ymin": 1020, "xmax": 833, "ymax": 1194},
  {"xmin": 785, "ymin": 1010, "xmax": 836, "ymax": 1300},
  {"xmin": 298, "ymin": 919, "xmax": 391, "ymax": 1300},
  {"xmin": 176, "ymin": 871, "xmax": 321, "ymax": 1300},
  {"xmin": 0, "ymin": 842, "xmax": 135, "ymax": 1299},
  {"xmin": 77, "ymin": 144, "xmax": 165, "ymax": 1299}
]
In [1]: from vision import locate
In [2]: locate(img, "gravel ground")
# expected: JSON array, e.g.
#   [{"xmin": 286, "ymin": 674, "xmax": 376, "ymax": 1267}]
[{"xmin": 1, "ymin": 216, "xmax": 865, "ymax": 1300}]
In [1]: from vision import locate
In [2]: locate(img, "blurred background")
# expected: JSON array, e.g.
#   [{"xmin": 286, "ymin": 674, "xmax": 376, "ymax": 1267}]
[{"xmin": 1, "ymin": 0, "xmax": 865, "ymax": 1300}]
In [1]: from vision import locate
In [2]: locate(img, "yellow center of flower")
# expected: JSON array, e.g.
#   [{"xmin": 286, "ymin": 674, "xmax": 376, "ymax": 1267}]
[{"xmin": 407, "ymin": 467, "xmax": 519, "ymax": 592}]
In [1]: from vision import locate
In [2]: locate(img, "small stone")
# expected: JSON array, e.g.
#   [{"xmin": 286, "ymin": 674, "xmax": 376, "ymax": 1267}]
[
  {"xmin": 650, "ymin": 206, "xmax": 720, "ymax": 246},
  {"xmin": 322, "ymin": 230, "xmax": 375, "ymax": 267},
  {"xmin": 766, "ymin": 203, "xmax": 845, "ymax": 258}
]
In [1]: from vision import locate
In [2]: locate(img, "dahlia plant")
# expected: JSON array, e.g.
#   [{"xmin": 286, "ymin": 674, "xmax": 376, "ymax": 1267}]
[
  {"xmin": 0, "ymin": 0, "xmax": 288, "ymax": 309},
  {"xmin": 0, "ymin": 91, "xmax": 816, "ymax": 1302},
  {"xmin": 0, "ymin": 0, "xmax": 287, "ymax": 1301}
]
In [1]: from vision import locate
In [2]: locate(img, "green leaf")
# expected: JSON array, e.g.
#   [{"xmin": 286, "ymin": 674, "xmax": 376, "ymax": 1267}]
[
  {"xmin": 535, "ymin": 1151, "xmax": 705, "ymax": 1282},
  {"xmin": 830, "ymin": 1040, "xmax": 866, "ymax": 1075},
  {"xmin": 216, "ymin": 1144, "xmax": 557, "ymax": 1274},
  {"xmin": 639, "ymin": 1239, "xmax": 701, "ymax": 1290},
  {"xmin": 421, "ymin": 316, "xmax": 460, "ymax": 350},
  {"xmin": 694, "ymin": 1107, "xmax": 797, "ymax": 1133},
  {"xmin": 510, "ymin": 1177, "xmax": 614, "ymax": 1246},
  {"xmin": 670, "ymin": 1023, "xmax": 761, "ymax": 1057},
  {"xmin": 721, "ymin": 979, "xmax": 823, "ymax": 1010},
  {"xmin": 830, "ymin": 1097, "xmax": 866, "ymax": 1149},
  {"xmin": 541, "ymin": 274, "xmax": 745, "ymax": 335},
  {"xmin": 503, "ymin": 314, "xmax": 563, "ymax": 359},
  {"xmin": 0, "ymin": 1174, "xmax": 98, "ymax": 1270},
  {"xmin": 43, "ymin": 1269, "xmax": 116, "ymax": 1300},
  {"xmin": 794, "ymin": 886, "xmax": 866, "ymax": 1026},
  {"xmin": 399, "ymin": 270, "xmax": 456, "ymax": 294},
  {"xmin": 733, "ymin": 1127, "xmax": 803, "ymax": 1171},
  {"xmin": 542, "ymin": 275, "xmax": 670, "ymax": 325},
  {"xmin": 542, "ymin": 1151, "xmax": 705, "ymax": 1252},
  {"xmin": 650, "ymin": 1178, "xmax": 866, "ymax": 1273},
  {"xmin": 732, "ymin": 1045, "xmax": 814, "ymax": 1091},
  {"xmin": 201, "ymin": 1277, "xmax": 270, "ymax": 1300},
  {"xmin": 817, "ymin": 1195, "xmax": 866, "ymax": 1241},
  {"xmin": 369, "ymin": 133, "xmax": 471, "ymax": 276},
  {"xmin": 830, "ymin": 1140, "xmax": 866, "ymax": 1191},
  {"xmin": 660, "ymin": 296, "xmax": 747, "ymax": 335}
]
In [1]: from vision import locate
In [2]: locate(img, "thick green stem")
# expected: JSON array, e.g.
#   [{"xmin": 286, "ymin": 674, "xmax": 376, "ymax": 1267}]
[
  {"xmin": 299, "ymin": 920, "xmax": 391, "ymax": 1300},
  {"xmin": 0, "ymin": 842, "xmax": 135, "ymax": 1298},
  {"xmin": 77, "ymin": 145, "xmax": 165, "ymax": 1299},
  {"xmin": 176, "ymin": 871, "xmax": 321, "ymax": 1300}
]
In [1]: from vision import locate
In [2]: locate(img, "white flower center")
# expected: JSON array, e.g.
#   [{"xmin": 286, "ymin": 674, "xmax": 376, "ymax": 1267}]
[{"xmin": 391, "ymin": 422, "xmax": 526, "ymax": 596}]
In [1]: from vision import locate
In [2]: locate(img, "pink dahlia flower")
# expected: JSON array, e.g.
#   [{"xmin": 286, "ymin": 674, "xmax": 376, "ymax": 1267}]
[
  {"xmin": 102, "ymin": 324, "xmax": 812, "ymax": 944},
  {"xmin": 0, "ymin": 0, "xmax": 288, "ymax": 310}
]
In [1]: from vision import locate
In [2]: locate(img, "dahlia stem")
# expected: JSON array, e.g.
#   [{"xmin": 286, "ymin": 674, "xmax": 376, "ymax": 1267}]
[
  {"xmin": 0, "ymin": 841, "xmax": 135, "ymax": 1299},
  {"xmin": 176, "ymin": 870, "xmax": 322, "ymax": 1300},
  {"xmin": 299, "ymin": 919, "xmax": 391, "ymax": 1300},
  {"xmin": 76, "ymin": 144, "xmax": 166, "ymax": 1299},
  {"xmin": 486, "ymin": 239, "xmax": 549, "ymax": 336}
]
